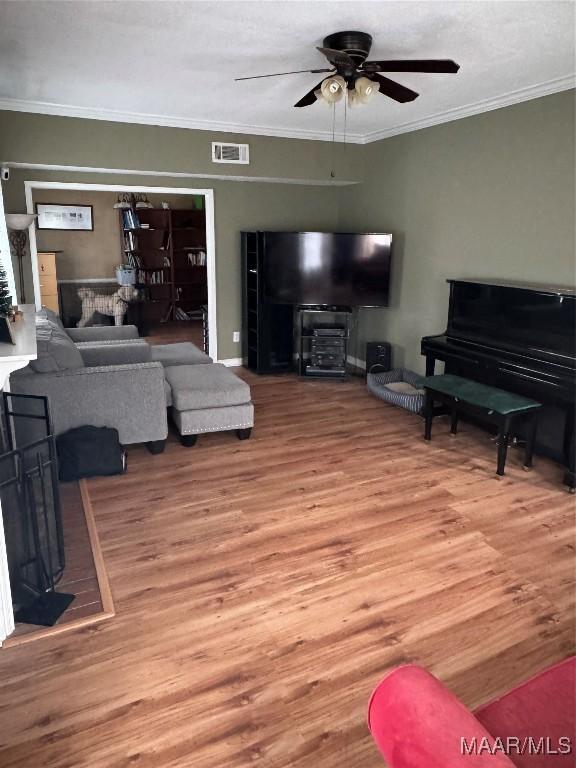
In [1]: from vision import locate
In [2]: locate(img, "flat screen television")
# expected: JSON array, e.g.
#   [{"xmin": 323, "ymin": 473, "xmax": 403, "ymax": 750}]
[{"xmin": 262, "ymin": 232, "xmax": 392, "ymax": 307}]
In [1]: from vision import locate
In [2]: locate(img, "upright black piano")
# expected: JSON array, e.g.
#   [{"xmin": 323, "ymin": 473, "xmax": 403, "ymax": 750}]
[{"xmin": 421, "ymin": 279, "xmax": 576, "ymax": 489}]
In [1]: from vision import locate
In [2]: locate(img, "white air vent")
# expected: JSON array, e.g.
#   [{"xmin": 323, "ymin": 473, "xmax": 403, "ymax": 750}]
[{"xmin": 212, "ymin": 142, "xmax": 249, "ymax": 164}]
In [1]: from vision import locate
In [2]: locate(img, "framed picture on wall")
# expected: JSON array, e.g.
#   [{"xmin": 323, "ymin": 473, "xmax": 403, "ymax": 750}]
[{"xmin": 35, "ymin": 204, "xmax": 94, "ymax": 231}]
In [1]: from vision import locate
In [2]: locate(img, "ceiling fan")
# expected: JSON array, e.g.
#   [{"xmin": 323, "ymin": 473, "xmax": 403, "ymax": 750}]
[{"xmin": 235, "ymin": 31, "xmax": 460, "ymax": 108}]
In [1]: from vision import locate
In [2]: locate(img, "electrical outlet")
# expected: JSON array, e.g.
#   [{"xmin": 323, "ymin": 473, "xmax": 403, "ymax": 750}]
[{"xmin": 233, "ymin": 331, "xmax": 241, "ymax": 343}]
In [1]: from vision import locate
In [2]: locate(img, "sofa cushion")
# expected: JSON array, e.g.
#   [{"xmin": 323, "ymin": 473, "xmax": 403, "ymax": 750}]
[
  {"xmin": 165, "ymin": 363, "xmax": 251, "ymax": 411},
  {"xmin": 30, "ymin": 318, "xmax": 85, "ymax": 373},
  {"xmin": 151, "ymin": 342, "xmax": 213, "ymax": 367},
  {"xmin": 37, "ymin": 307, "xmax": 66, "ymax": 332}
]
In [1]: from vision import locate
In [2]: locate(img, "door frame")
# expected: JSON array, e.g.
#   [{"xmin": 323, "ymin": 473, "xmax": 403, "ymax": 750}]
[
  {"xmin": 24, "ymin": 181, "xmax": 218, "ymax": 360},
  {"xmin": 0, "ymin": 181, "xmax": 20, "ymax": 644}
]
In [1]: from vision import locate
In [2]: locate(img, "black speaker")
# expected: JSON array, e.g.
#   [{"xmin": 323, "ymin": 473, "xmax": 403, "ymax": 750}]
[{"xmin": 366, "ymin": 342, "xmax": 392, "ymax": 374}]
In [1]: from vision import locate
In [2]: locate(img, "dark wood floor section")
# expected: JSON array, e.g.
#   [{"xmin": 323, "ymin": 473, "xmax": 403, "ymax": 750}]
[
  {"xmin": 0, "ymin": 371, "xmax": 573, "ymax": 767},
  {"xmin": 145, "ymin": 320, "xmax": 205, "ymax": 349}
]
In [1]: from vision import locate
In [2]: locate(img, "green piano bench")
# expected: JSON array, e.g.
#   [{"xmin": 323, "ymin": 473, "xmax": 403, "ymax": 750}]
[{"xmin": 422, "ymin": 374, "xmax": 542, "ymax": 477}]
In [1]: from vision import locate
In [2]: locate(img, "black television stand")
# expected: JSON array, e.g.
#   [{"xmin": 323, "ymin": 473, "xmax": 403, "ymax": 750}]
[{"xmin": 296, "ymin": 306, "xmax": 351, "ymax": 379}]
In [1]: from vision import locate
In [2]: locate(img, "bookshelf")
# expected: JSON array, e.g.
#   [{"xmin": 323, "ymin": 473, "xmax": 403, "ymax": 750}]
[{"xmin": 120, "ymin": 207, "xmax": 207, "ymax": 324}]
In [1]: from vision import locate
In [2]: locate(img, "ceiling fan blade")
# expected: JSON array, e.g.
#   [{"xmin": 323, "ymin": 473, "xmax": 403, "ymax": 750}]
[
  {"xmin": 316, "ymin": 46, "xmax": 355, "ymax": 68},
  {"xmin": 363, "ymin": 59, "xmax": 460, "ymax": 74},
  {"xmin": 235, "ymin": 68, "xmax": 333, "ymax": 81},
  {"xmin": 370, "ymin": 73, "xmax": 419, "ymax": 103},
  {"xmin": 294, "ymin": 80, "xmax": 326, "ymax": 108}
]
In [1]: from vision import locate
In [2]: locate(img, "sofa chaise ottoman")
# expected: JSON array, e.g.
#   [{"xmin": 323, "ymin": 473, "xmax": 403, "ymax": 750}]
[
  {"xmin": 150, "ymin": 342, "xmax": 212, "ymax": 367},
  {"xmin": 164, "ymin": 363, "xmax": 254, "ymax": 446}
]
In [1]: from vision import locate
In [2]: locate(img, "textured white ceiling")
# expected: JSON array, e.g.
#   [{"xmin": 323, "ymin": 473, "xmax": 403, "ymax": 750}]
[{"xmin": 0, "ymin": 0, "xmax": 574, "ymax": 142}]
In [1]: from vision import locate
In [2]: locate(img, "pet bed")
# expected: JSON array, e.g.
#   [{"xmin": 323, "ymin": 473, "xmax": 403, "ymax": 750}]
[{"xmin": 367, "ymin": 368, "xmax": 426, "ymax": 414}]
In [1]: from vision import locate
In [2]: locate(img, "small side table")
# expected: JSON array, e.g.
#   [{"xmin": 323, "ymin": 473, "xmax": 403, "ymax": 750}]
[{"xmin": 422, "ymin": 374, "xmax": 542, "ymax": 477}]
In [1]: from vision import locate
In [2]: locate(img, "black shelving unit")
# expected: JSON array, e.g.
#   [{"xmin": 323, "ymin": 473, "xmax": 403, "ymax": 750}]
[
  {"xmin": 296, "ymin": 307, "xmax": 351, "ymax": 379},
  {"xmin": 241, "ymin": 232, "xmax": 293, "ymax": 374},
  {"xmin": 120, "ymin": 206, "xmax": 207, "ymax": 327}
]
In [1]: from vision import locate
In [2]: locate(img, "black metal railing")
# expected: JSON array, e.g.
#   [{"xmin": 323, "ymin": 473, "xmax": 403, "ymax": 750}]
[{"xmin": 0, "ymin": 393, "xmax": 73, "ymax": 626}]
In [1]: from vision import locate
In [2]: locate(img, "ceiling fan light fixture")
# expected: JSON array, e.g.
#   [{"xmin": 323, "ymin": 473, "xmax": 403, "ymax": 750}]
[
  {"xmin": 237, "ymin": 30, "xmax": 459, "ymax": 110},
  {"xmin": 314, "ymin": 88, "xmax": 330, "ymax": 106},
  {"xmin": 320, "ymin": 75, "xmax": 346, "ymax": 103},
  {"xmin": 355, "ymin": 76, "xmax": 379, "ymax": 102}
]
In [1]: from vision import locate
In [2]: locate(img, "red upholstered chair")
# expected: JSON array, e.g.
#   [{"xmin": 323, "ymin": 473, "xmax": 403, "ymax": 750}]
[{"xmin": 368, "ymin": 657, "xmax": 575, "ymax": 767}]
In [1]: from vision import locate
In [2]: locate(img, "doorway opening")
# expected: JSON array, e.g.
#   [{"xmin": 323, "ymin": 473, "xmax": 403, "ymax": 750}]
[{"xmin": 24, "ymin": 182, "xmax": 217, "ymax": 360}]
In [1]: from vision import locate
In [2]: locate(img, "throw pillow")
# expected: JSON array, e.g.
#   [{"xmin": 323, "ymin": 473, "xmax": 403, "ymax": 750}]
[
  {"xmin": 36, "ymin": 306, "xmax": 66, "ymax": 331},
  {"xmin": 30, "ymin": 318, "xmax": 84, "ymax": 373}
]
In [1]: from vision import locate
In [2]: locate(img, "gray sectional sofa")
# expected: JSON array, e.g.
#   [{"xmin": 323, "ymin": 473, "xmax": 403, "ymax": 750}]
[
  {"xmin": 10, "ymin": 309, "xmax": 254, "ymax": 453},
  {"xmin": 11, "ymin": 310, "xmax": 169, "ymax": 452}
]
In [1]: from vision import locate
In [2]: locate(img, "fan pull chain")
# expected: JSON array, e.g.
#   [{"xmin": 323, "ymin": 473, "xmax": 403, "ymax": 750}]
[
  {"xmin": 330, "ymin": 102, "xmax": 336, "ymax": 178},
  {"xmin": 343, "ymin": 91, "xmax": 348, "ymax": 148}
]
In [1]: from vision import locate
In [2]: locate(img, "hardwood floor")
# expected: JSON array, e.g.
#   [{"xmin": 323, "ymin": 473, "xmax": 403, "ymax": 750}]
[
  {"xmin": 145, "ymin": 320, "xmax": 205, "ymax": 349},
  {"xmin": 0, "ymin": 371, "xmax": 573, "ymax": 767}
]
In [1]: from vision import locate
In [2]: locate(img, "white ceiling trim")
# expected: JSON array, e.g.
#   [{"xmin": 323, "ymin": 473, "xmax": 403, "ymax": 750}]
[
  {"xmin": 4, "ymin": 162, "xmax": 357, "ymax": 186},
  {"xmin": 362, "ymin": 74, "xmax": 576, "ymax": 143},
  {"xmin": 0, "ymin": 97, "xmax": 365, "ymax": 144},
  {"xmin": 0, "ymin": 74, "xmax": 573, "ymax": 146}
]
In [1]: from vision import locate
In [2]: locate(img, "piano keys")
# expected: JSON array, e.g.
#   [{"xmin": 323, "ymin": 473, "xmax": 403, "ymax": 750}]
[{"xmin": 421, "ymin": 279, "xmax": 576, "ymax": 491}]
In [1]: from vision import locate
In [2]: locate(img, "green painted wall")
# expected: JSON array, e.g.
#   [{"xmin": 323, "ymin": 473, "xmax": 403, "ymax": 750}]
[
  {"xmin": 338, "ymin": 90, "xmax": 576, "ymax": 371},
  {"xmin": 1, "ymin": 91, "xmax": 574, "ymax": 365},
  {"xmin": 0, "ymin": 112, "xmax": 355, "ymax": 359},
  {"xmin": 2, "ymin": 168, "xmax": 340, "ymax": 360},
  {"xmin": 0, "ymin": 112, "xmax": 361, "ymax": 183}
]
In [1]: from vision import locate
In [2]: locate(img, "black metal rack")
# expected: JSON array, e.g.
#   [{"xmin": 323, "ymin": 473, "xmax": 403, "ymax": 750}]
[
  {"xmin": 296, "ymin": 306, "xmax": 351, "ymax": 379},
  {"xmin": 0, "ymin": 393, "xmax": 73, "ymax": 626}
]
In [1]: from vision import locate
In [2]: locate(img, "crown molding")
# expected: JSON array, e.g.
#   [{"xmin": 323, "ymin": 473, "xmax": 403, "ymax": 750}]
[
  {"xmin": 0, "ymin": 97, "xmax": 365, "ymax": 144},
  {"xmin": 360, "ymin": 74, "xmax": 576, "ymax": 144},
  {"xmin": 0, "ymin": 74, "xmax": 573, "ymax": 147}
]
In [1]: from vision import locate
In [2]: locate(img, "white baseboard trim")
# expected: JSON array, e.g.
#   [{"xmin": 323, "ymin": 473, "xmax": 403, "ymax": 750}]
[{"xmin": 218, "ymin": 357, "xmax": 244, "ymax": 367}]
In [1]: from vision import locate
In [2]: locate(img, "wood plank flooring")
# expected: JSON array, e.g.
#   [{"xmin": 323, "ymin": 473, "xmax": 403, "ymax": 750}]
[
  {"xmin": 0, "ymin": 371, "xmax": 573, "ymax": 768},
  {"xmin": 145, "ymin": 320, "xmax": 205, "ymax": 349}
]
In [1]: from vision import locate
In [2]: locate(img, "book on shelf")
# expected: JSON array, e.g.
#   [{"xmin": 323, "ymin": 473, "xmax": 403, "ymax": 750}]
[
  {"xmin": 124, "ymin": 230, "xmax": 137, "ymax": 251},
  {"xmin": 186, "ymin": 250, "xmax": 206, "ymax": 266},
  {"xmin": 149, "ymin": 271, "xmax": 165, "ymax": 285},
  {"xmin": 126, "ymin": 251, "xmax": 142, "ymax": 268},
  {"xmin": 122, "ymin": 209, "xmax": 140, "ymax": 229}
]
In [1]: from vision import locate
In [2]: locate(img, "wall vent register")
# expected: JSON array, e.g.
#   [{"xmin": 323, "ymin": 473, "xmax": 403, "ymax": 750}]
[{"xmin": 212, "ymin": 142, "xmax": 250, "ymax": 164}]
